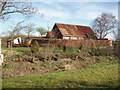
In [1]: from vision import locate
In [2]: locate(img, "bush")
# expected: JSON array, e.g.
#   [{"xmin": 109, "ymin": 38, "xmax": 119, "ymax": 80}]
[
  {"xmin": 89, "ymin": 47, "xmax": 100, "ymax": 56},
  {"xmin": 113, "ymin": 41, "xmax": 120, "ymax": 57},
  {"xmin": 99, "ymin": 47, "xmax": 114, "ymax": 56},
  {"xmin": 30, "ymin": 41, "xmax": 39, "ymax": 54},
  {"xmin": 63, "ymin": 46, "xmax": 66, "ymax": 52},
  {"xmin": 59, "ymin": 52, "xmax": 84, "ymax": 61},
  {"xmin": 89, "ymin": 47, "xmax": 114, "ymax": 56},
  {"xmin": 30, "ymin": 41, "xmax": 39, "ymax": 61},
  {"xmin": 35, "ymin": 50, "xmax": 61, "ymax": 61}
]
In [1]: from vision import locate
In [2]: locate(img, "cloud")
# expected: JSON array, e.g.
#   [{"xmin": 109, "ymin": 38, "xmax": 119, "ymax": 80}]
[
  {"xmin": 8, "ymin": 18, "xmax": 24, "ymax": 22},
  {"xmin": 15, "ymin": 0, "xmax": 120, "ymax": 2},
  {"xmin": 35, "ymin": 2, "xmax": 71, "ymax": 19},
  {"xmin": 38, "ymin": 8, "xmax": 71, "ymax": 19},
  {"xmin": 37, "ymin": 2, "xmax": 117, "ymax": 22},
  {"xmin": 76, "ymin": 10, "xmax": 101, "ymax": 20},
  {"xmin": 40, "ymin": 1, "xmax": 55, "ymax": 5},
  {"xmin": 74, "ymin": 3, "xmax": 118, "ymax": 21}
]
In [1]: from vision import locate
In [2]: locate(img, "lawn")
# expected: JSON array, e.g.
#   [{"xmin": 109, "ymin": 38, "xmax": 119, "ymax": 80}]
[
  {"xmin": 2, "ymin": 47, "xmax": 80, "ymax": 52},
  {"xmin": 2, "ymin": 60, "xmax": 119, "ymax": 88},
  {"xmin": 2, "ymin": 47, "xmax": 30, "ymax": 52}
]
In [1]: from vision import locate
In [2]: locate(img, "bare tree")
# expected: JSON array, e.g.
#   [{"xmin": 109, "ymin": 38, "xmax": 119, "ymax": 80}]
[
  {"xmin": 7, "ymin": 21, "xmax": 36, "ymax": 39},
  {"xmin": 0, "ymin": 0, "xmax": 37, "ymax": 19},
  {"xmin": 112, "ymin": 29, "xmax": 119, "ymax": 41},
  {"xmin": 113, "ymin": 21, "xmax": 120, "ymax": 41},
  {"xmin": 24, "ymin": 23, "xmax": 35, "ymax": 38},
  {"xmin": 46, "ymin": 21, "xmax": 50, "ymax": 31},
  {"xmin": 8, "ymin": 20, "xmax": 25, "ymax": 37},
  {"xmin": 91, "ymin": 13, "xmax": 117, "ymax": 39}
]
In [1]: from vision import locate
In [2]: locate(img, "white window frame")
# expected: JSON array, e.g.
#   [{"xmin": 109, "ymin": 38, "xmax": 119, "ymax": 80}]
[
  {"xmin": 64, "ymin": 36, "xmax": 70, "ymax": 39},
  {"xmin": 73, "ymin": 37, "xmax": 78, "ymax": 40}
]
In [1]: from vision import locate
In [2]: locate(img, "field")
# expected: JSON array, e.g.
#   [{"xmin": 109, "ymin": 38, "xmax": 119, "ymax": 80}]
[{"xmin": 2, "ymin": 60, "xmax": 119, "ymax": 88}]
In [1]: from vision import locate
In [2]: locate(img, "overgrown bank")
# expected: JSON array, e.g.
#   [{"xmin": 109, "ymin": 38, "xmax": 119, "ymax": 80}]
[
  {"xmin": 3, "ymin": 60, "xmax": 119, "ymax": 88},
  {"xmin": 2, "ymin": 46, "xmax": 118, "ymax": 78}
]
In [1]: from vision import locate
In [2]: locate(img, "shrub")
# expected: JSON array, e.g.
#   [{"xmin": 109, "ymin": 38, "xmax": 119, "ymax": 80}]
[
  {"xmin": 89, "ymin": 47, "xmax": 100, "ymax": 56},
  {"xmin": 35, "ymin": 50, "xmax": 61, "ymax": 61},
  {"xmin": 59, "ymin": 52, "xmax": 84, "ymax": 61},
  {"xmin": 30, "ymin": 41, "xmax": 39, "ymax": 61},
  {"xmin": 99, "ymin": 47, "xmax": 114, "ymax": 56},
  {"xmin": 89, "ymin": 47, "xmax": 114, "ymax": 56},
  {"xmin": 78, "ymin": 46, "xmax": 91, "ymax": 56},
  {"xmin": 2, "ymin": 64, "xmax": 13, "ymax": 68},
  {"xmin": 63, "ymin": 46, "xmax": 66, "ymax": 52},
  {"xmin": 113, "ymin": 41, "xmax": 120, "ymax": 57},
  {"xmin": 79, "ymin": 45, "xmax": 83, "ymax": 51}
]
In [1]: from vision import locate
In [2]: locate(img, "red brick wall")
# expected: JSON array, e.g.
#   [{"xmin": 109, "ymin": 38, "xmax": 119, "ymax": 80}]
[{"xmin": 32, "ymin": 38, "xmax": 109, "ymax": 47}]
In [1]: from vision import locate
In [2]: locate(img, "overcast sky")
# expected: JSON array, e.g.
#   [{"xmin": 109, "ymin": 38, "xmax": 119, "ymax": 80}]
[{"xmin": 0, "ymin": 1, "xmax": 118, "ymax": 38}]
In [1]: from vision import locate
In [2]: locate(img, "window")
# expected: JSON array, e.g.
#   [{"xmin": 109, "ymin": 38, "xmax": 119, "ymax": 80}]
[
  {"xmin": 73, "ymin": 37, "xmax": 78, "ymax": 39},
  {"xmin": 64, "ymin": 36, "xmax": 70, "ymax": 39}
]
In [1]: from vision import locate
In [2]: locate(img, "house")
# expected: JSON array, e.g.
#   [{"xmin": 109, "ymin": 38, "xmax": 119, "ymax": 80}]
[{"xmin": 46, "ymin": 23, "xmax": 97, "ymax": 40}]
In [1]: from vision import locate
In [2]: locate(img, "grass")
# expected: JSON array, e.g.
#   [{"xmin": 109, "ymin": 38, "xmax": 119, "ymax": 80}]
[
  {"xmin": 2, "ymin": 47, "xmax": 80, "ymax": 52},
  {"xmin": 2, "ymin": 64, "xmax": 13, "ymax": 69},
  {"xmin": 97, "ymin": 56, "xmax": 111, "ymax": 60},
  {"xmin": 2, "ymin": 60, "xmax": 119, "ymax": 88},
  {"xmin": 2, "ymin": 47, "xmax": 30, "ymax": 52}
]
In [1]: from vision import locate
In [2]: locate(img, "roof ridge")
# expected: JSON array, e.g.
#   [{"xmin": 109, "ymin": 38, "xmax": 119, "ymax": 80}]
[{"xmin": 55, "ymin": 23, "xmax": 90, "ymax": 28}]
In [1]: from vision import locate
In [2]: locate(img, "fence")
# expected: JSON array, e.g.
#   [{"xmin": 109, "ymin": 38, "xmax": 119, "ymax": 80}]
[{"xmin": 31, "ymin": 38, "xmax": 110, "ymax": 47}]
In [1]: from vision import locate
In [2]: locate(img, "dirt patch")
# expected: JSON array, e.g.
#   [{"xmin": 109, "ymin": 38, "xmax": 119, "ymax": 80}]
[
  {"xmin": 64, "ymin": 64, "xmax": 76, "ymax": 70},
  {"xmin": 2, "ymin": 57, "xmax": 75, "ymax": 78}
]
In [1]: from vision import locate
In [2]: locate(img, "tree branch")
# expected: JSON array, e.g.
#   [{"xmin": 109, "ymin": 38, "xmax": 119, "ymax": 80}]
[{"xmin": 0, "ymin": 2, "xmax": 7, "ymax": 13}]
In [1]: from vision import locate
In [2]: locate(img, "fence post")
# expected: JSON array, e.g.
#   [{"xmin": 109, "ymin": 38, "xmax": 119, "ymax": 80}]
[
  {"xmin": 0, "ymin": 39, "xmax": 3, "ymax": 65},
  {"xmin": 0, "ymin": 38, "xmax": 2, "ymax": 90}
]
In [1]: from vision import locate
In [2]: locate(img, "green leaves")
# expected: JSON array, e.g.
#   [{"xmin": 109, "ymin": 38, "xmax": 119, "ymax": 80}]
[{"xmin": 36, "ymin": 27, "xmax": 47, "ymax": 36}]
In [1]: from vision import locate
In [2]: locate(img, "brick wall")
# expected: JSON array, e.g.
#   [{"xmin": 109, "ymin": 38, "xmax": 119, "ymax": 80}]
[{"xmin": 32, "ymin": 38, "xmax": 109, "ymax": 47}]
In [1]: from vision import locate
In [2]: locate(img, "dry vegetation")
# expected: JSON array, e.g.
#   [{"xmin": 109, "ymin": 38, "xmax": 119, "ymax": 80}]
[{"xmin": 2, "ymin": 45, "xmax": 118, "ymax": 78}]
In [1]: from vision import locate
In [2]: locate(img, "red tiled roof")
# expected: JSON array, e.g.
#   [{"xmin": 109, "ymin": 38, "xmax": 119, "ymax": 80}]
[{"xmin": 55, "ymin": 23, "xmax": 96, "ymax": 38}]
